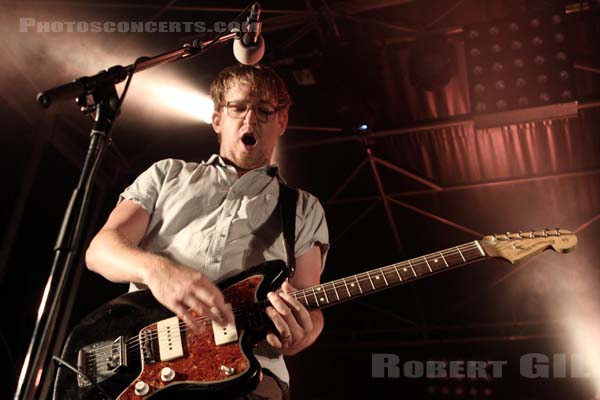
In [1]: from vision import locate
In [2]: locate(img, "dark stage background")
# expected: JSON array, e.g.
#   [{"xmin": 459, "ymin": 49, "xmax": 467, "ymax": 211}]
[{"xmin": 1, "ymin": 0, "xmax": 600, "ymax": 399}]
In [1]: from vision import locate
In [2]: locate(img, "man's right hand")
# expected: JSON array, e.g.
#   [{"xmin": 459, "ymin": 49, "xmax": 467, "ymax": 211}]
[{"xmin": 144, "ymin": 261, "xmax": 235, "ymax": 330}]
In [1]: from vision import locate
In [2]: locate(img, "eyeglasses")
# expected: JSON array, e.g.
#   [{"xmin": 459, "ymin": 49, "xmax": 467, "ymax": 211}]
[{"xmin": 224, "ymin": 101, "xmax": 279, "ymax": 123}]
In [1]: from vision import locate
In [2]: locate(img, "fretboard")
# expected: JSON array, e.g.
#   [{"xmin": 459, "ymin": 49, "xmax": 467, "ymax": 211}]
[{"xmin": 291, "ymin": 240, "xmax": 487, "ymax": 311}]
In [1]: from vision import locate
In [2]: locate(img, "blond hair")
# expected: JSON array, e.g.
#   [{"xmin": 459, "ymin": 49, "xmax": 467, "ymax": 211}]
[{"xmin": 210, "ymin": 64, "xmax": 292, "ymax": 111}]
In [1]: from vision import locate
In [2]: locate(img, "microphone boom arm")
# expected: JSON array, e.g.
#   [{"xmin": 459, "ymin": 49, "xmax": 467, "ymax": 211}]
[{"xmin": 36, "ymin": 31, "xmax": 240, "ymax": 109}]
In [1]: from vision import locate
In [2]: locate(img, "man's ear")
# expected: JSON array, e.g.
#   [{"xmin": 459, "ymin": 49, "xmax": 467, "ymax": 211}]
[
  {"xmin": 277, "ymin": 110, "xmax": 289, "ymax": 136},
  {"xmin": 212, "ymin": 110, "xmax": 222, "ymax": 133}
]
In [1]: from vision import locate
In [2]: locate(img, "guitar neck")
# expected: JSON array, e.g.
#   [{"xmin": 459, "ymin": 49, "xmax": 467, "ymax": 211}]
[{"xmin": 291, "ymin": 240, "xmax": 487, "ymax": 311}]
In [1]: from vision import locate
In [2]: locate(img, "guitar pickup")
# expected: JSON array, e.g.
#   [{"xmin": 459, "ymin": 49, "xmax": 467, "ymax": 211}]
[
  {"xmin": 212, "ymin": 304, "xmax": 238, "ymax": 346},
  {"xmin": 157, "ymin": 317, "xmax": 185, "ymax": 361}
]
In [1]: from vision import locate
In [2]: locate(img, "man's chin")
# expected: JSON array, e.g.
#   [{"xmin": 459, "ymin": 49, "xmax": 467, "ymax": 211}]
[{"xmin": 234, "ymin": 153, "xmax": 268, "ymax": 171}]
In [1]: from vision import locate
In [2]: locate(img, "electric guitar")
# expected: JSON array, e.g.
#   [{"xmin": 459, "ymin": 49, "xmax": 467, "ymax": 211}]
[{"xmin": 53, "ymin": 229, "xmax": 577, "ymax": 399}]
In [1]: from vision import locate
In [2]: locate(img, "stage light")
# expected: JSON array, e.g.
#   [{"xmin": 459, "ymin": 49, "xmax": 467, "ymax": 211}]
[
  {"xmin": 143, "ymin": 81, "xmax": 214, "ymax": 124},
  {"xmin": 561, "ymin": 89, "xmax": 573, "ymax": 100},
  {"xmin": 530, "ymin": 18, "xmax": 541, "ymax": 28},
  {"xmin": 356, "ymin": 123, "xmax": 369, "ymax": 132},
  {"xmin": 556, "ymin": 51, "xmax": 567, "ymax": 61},
  {"xmin": 534, "ymin": 55, "xmax": 545, "ymax": 65},
  {"xmin": 514, "ymin": 58, "xmax": 525, "ymax": 68},
  {"xmin": 464, "ymin": 11, "xmax": 577, "ymax": 128},
  {"xmin": 409, "ymin": 34, "xmax": 458, "ymax": 90},
  {"xmin": 566, "ymin": 317, "xmax": 600, "ymax": 393}
]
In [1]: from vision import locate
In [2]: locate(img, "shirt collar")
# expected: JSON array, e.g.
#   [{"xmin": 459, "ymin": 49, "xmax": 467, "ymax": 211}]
[{"xmin": 203, "ymin": 154, "xmax": 280, "ymax": 177}]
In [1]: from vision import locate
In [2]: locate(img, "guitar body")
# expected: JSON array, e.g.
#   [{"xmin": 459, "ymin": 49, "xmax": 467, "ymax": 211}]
[{"xmin": 53, "ymin": 260, "xmax": 288, "ymax": 399}]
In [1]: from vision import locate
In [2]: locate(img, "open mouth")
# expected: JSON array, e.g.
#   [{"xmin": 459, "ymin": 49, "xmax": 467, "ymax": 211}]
[{"xmin": 241, "ymin": 133, "xmax": 257, "ymax": 148}]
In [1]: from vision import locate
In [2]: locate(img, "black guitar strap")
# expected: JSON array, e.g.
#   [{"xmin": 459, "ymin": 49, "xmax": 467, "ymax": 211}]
[{"xmin": 277, "ymin": 181, "xmax": 298, "ymax": 278}]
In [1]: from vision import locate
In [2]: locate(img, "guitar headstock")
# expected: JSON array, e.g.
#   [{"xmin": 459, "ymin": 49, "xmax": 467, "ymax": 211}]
[{"xmin": 479, "ymin": 228, "xmax": 577, "ymax": 264}]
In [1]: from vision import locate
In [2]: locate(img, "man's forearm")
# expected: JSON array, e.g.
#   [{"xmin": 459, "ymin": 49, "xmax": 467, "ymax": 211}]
[{"xmin": 85, "ymin": 228, "xmax": 166, "ymax": 286}]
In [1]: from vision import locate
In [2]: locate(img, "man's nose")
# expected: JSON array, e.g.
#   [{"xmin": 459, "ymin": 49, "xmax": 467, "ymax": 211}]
[{"xmin": 243, "ymin": 106, "xmax": 258, "ymax": 125}]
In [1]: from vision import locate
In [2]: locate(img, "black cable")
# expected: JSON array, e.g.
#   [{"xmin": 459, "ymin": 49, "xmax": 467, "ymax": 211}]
[
  {"xmin": 191, "ymin": 1, "xmax": 254, "ymax": 55},
  {"xmin": 114, "ymin": 55, "xmax": 145, "ymax": 118},
  {"xmin": 52, "ymin": 356, "xmax": 113, "ymax": 400}
]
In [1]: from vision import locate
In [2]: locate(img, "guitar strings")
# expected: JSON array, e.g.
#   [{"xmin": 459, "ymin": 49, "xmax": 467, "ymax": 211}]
[
  {"xmin": 85, "ymin": 244, "xmax": 484, "ymax": 369},
  {"xmin": 84, "ymin": 244, "xmax": 483, "ymax": 368}
]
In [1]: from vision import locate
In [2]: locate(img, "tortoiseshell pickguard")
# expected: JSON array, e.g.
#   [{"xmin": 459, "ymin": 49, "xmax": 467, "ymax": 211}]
[{"xmin": 117, "ymin": 275, "xmax": 264, "ymax": 399}]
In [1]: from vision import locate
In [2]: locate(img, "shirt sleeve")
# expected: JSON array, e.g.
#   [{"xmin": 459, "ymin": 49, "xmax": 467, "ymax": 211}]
[
  {"xmin": 119, "ymin": 159, "xmax": 172, "ymax": 214},
  {"xmin": 295, "ymin": 190, "xmax": 330, "ymax": 271}
]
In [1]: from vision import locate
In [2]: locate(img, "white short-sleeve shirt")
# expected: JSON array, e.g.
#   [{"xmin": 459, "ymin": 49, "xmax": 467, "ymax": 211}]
[{"xmin": 120, "ymin": 155, "xmax": 329, "ymax": 384}]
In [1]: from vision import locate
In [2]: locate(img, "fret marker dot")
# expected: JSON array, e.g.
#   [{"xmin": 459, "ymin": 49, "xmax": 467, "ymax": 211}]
[
  {"xmin": 434, "ymin": 259, "xmax": 438, "ymax": 262},
  {"xmin": 316, "ymin": 287, "xmax": 321, "ymax": 291},
  {"xmin": 350, "ymin": 283, "xmax": 355, "ymax": 287},
  {"xmin": 320, "ymin": 298, "xmax": 325, "ymax": 302},
  {"xmin": 403, "ymin": 268, "xmax": 408, "ymax": 272},
  {"xmin": 375, "ymin": 276, "xmax": 380, "ymax": 280}
]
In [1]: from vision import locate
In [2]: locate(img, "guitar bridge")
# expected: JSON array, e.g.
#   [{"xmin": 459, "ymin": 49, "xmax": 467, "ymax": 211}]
[
  {"xmin": 140, "ymin": 327, "xmax": 156, "ymax": 365},
  {"xmin": 76, "ymin": 336, "xmax": 127, "ymax": 388}
]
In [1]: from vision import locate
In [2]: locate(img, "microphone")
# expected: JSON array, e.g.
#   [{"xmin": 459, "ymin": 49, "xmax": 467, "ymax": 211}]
[{"xmin": 233, "ymin": 2, "xmax": 265, "ymax": 65}]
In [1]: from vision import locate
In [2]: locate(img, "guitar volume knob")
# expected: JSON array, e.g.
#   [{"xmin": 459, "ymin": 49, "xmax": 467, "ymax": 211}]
[
  {"xmin": 161, "ymin": 366, "xmax": 176, "ymax": 382},
  {"xmin": 220, "ymin": 365, "xmax": 236, "ymax": 376},
  {"xmin": 134, "ymin": 381, "xmax": 149, "ymax": 396}
]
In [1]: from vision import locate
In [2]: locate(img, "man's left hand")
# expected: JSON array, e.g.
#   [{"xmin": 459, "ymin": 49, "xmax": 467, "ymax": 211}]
[{"xmin": 265, "ymin": 280, "xmax": 321, "ymax": 355}]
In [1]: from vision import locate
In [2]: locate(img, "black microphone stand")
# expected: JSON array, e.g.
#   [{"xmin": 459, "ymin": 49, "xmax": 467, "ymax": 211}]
[{"xmin": 14, "ymin": 29, "xmax": 241, "ymax": 400}]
